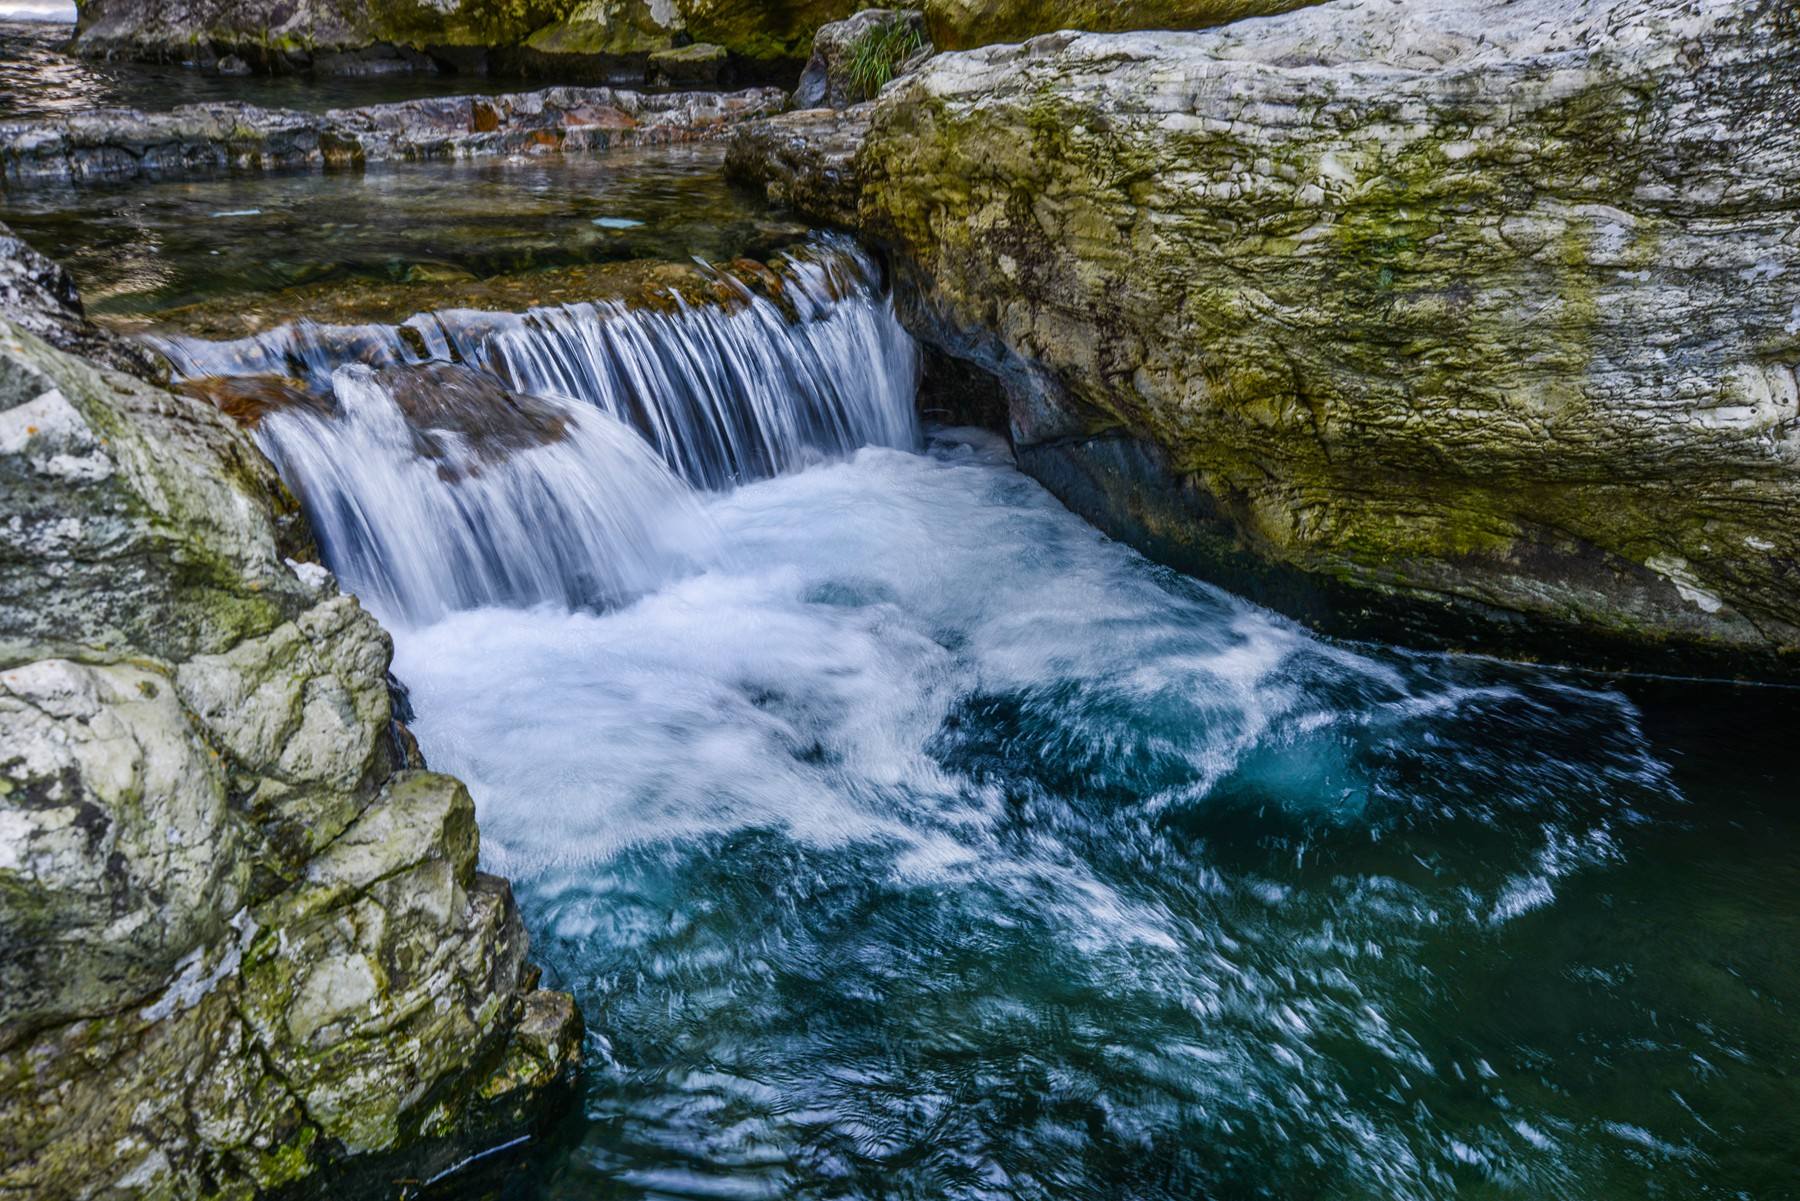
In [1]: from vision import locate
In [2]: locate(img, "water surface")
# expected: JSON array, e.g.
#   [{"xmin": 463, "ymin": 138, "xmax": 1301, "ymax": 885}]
[
  {"xmin": 49, "ymin": 146, "xmax": 1800, "ymax": 1201},
  {"xmin": 0, "ymin": 145, "xmax": 800, "ymax": 332}
]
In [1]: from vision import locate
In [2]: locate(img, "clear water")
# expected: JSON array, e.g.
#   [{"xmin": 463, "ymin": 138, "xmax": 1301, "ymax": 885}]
[
  {"xmin": 46, "ymin": 147, "xmax": 1800, "ymax": 1200},
  {"xmin": 0, "ymin": 145, "xmax": 802, "ymax": 332}
]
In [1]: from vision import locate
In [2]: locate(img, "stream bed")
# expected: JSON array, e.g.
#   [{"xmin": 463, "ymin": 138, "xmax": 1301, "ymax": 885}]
[{"xmin": 9, "ymin": 144, "xmax": 1796, "ymax": 1201}]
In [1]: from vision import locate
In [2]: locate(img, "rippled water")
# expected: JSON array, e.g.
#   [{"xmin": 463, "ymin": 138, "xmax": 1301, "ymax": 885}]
[
  {"xmin": 0, "ymin": 145, "xmax": 798, "ymax": 329},
  {"xmin": 374, "ymin": 432, "xmax": 1798, "ymax": 1201},
  {"xmin": 43, "ymin": 142, "xmax": 1800, "ymax": 1198}
]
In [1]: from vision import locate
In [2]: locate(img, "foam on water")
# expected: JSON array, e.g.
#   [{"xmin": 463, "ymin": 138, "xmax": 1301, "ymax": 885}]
[
  {"xmin": 380, "ymin": 433, "xmax": 1726, "ymax": 1201},
  {"xmin": 151, "ymin": 236, "xmax": 1794, "ymax": 1199}
]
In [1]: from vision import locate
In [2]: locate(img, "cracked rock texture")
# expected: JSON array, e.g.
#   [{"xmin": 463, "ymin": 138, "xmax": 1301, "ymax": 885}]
[
  {"xmin": 0, "ymin": 84, "xmax": 786, "ymax": 189},
  {"xmin": 731, "ymin": 0, "xmax": 1800, "ymax": 675},
  {"xmin": 68, "ymin": 0, "xmax": 1316, "ymax": 70},
  {"xmin": 0, "ymin": 228, "xmax": 580, "ymax": 1199}
]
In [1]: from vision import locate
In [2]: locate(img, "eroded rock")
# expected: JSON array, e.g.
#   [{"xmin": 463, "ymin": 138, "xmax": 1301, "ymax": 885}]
[
  {"xmin": 0, "ymin": 231, "xmax": 580, "ymax": 1197},
  {"xmin": 792, "ymin": 9, "xmax": 932, "ymax": 109},
  {"xmin": 731, "ymin": 0, "xmax": 1800, "ymax": 675},
  {"xmin": 0, "ymin": 83, "xmax": 787, "ymax": 188}
]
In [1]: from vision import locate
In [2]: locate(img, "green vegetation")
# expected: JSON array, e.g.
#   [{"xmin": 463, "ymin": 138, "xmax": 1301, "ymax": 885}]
[{"xmin": 846, "ymin": 15, "xmax": 926, "ymax": 100}]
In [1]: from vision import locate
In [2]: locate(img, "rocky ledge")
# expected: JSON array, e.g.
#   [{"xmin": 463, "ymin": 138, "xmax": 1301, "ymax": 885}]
[
  {"xmin": 0, "ymin": 223, "xmax": 581, "ymax": 1199},
  {"xmin": 0, "ymin": 84, "xmax": 785, "ymax": 188},
  {"xmin": 67, "ymin": 0, "xmax": 1320, "ymax": 71},
  {"xmin": 732, "ymin": 0, "xmax": 1800, "ymax": 677}
]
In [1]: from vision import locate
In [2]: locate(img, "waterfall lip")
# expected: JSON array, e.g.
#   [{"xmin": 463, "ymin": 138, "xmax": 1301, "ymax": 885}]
[{"xmin": 156, "ymin": 237, "xmax": 922, "ymax": 623}]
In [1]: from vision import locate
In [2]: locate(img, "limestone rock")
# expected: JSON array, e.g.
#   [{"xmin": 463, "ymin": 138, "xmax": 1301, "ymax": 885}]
[
  {"xmin": 0, "ymin": 231, "xmax": 579, "ymax": 1197},
  {"xmin": 921, "ymin": 0, "xmax": 1315, "ymax": 49},
  {"xmin": 732, "ymin": 0, "xmax": 1800, "ymax": 675},
  {"xmin": 0, "ymin": 84, "xmax": 786, "ymax": 189},
  {"xmin": 69, "ymin": 0, "xmax": 1318, "ymax": 67},
  {"xmin": 793, "ymin": 8, "xmax": 932, "ymax": 108}
]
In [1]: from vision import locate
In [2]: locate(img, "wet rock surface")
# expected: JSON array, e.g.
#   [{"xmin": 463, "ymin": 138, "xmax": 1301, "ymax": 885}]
[
  {"xmin": 792, "ymin": 8, "xmax": 931, "ymax": 108},
  {"xmin": 0, "ymin": 82, "xmax": 786, "ymax": 187},
  {"xmin": 0, "ymin": 230, "xmax": 580, "ymax": 1197},
  {"xmin": 730, "ymin": 0, "xmax": 1800, "ymax": 676},
  {"xmin": 66, "ymin": 0, "xmax": 1320, "ymax": 68}
]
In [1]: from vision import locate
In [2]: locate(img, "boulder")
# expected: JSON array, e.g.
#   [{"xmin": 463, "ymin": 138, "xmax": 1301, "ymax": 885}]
[
  {"xmin": 793, "ymin": 8, "xmax": 931, "ymax": 109},
  {"xmin": 730, "ymin": 0, "xmax": 1800, "ymax": 676},
  {"xmin": 0, "ymin": 227, "xmax": 581, "ymax": 1198},
  {"xmin": 0, "ymin": 84, "xmax": 786, "ymax": 188}
]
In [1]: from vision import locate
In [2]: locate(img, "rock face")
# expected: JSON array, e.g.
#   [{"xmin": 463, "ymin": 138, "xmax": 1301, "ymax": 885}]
[
  {"xmin": 732, "ymin": 0, "xmax": 1800, "ymax": 676},
  {"xmin": 0, "ymin": 225, "xmax": 581, "ymax": 1198},
  {"xmin": 920, "ymin": 0, "xmax": 1314, "ymax": 48},
  {"xmin": 0, "ymin": 84, "xmax": 784, "ymax": 188},
  {"xmin": 70, "ymin": 0, "xmax": 858, "ymax": 68},
  {"xmin": 69, "ymin": 0, "xmax": 1317, "ymax": 71},
  {"xmin": 792, "ymin": 9, "xmax": 931, "ymax": 109}
]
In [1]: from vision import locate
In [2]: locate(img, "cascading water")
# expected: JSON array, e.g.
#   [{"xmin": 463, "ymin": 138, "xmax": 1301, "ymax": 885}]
[
  {"xmin": 155, "ymin": 239, "xmax": 921, "ymax": 492},
  {"xmin": 153, "ymin": 235, "xmax": 1799, "ymax": 1201},
  {"xmin": 252, "ymin": 364, "xmax": 716, "ymax": 623}
]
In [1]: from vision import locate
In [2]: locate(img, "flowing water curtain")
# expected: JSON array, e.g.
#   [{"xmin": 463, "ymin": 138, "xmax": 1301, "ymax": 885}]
[
  {"xmin": 153, "ymin": 240, "xmax": 923, "ymax": 491},
  {"xmin": 254, "ymin": 366, "xmax": 718, "ymax": 623},
  {"xmin": 150, "ymin": 241, "xmax": 920, "ymax": 621}
]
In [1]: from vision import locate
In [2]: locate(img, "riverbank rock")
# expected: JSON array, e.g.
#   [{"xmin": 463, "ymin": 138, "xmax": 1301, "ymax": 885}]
[
  {"xmin": 649, "ymin": 42, "xmax": 730, "ymax": 85},
  {"xmin": 0, "ymin": 83, "xmax": 785, "ymax": 188},
  {"xmin": 730, "ymin": 0, "xmax": 1800, "ymax": 676},
  {"xmin": 0, "ymin": 228, "xmax": 581, "ymax": 1197},
  {"xmin": 793, "ymin": 9, "xmax": 931, "ymax": 109},
  {"xmin": 68, "ymin": 0, "xmax": 1320, "ymax": 73}
]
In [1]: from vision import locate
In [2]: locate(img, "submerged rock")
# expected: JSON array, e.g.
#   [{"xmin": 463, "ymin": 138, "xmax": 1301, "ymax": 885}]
[
  {"xmin": 730, "ymin": 0, "xmax": 1800, "ymax": 676},
  {"xmin": 0, "ymin": 231, "xmax": 580, "ymax": 1195},
  {"xmin": 377, "ymin": 361, "xmax": 574, "ymax": 473},
  {"xmin": 0, "ymin": 83, "xmax": 786, "ymax": 187}
]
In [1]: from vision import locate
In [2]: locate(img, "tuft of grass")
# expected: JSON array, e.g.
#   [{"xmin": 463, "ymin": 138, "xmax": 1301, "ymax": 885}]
[{"xmin": 844, "ymin": 15, "xmax": 926, "ymax": 100}]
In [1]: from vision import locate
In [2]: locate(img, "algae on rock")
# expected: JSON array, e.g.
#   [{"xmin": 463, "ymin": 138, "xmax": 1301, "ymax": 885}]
[
  {"xmin": 731, "ymin": 0, "xmax": 1800, "ymax": 675},
  {"xmin": 0, "ymin": 225, "xmax": 580, "ymax": 1199}
]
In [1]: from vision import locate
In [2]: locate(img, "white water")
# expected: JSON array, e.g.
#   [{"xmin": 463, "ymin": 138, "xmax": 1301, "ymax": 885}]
[
  {"xmin": 155, "ymin": 240, "xmax": 920, "ymax": 491},
  {"xmin": 149, "ymin": 238, "xmax": 1764, "ymax": 1201},
  {"xmin": 256, "ymin": 367, "xmax": 715, "ymax": 622}
]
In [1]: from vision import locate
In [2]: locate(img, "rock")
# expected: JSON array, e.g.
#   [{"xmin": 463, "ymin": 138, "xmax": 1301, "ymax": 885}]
[
  {"xmin": 0, "ymin": 218, "xmax": 166, "ymax": 381},
  {"xmin": 69, "ymin": 0, "xmax": 1317, "ymax": 68},
  {"xmin": 0, "ymin": 84, "xmax": 786, "ymax": 189},
  {"xmin": 725, "ymin": 104, "xmax": 871, "ymax": 222},
  {"xmin": 0, "ymin": 231, "xmax": 579, "ymax": 1196},
  {"xmin": 649, "ymin": 41, "xmax": 730, "ymax": 85},
  {"xmin": 731, "ymin": 0, "xmax": 1800, "ymax": 677},
  {"xmin": 921, "ymin": 0, "xmax": 1315, "ymax": 48},
  {"xmin": 374, "ymin": 361, "xmax": 574, "ymax": 472},
  {"xmin": 793, "ymin": 8, "xmax": 931, "ymax": 109}
]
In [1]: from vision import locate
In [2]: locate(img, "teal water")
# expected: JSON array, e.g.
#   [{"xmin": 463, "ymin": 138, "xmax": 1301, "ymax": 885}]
[
  {"xmin": 386, "ymin": 432, "xmax": 1798, "ymax": 1201},
  {"xmin": 0, "ymin": 145, "xmax": 796, "ymax": 332},
  {"xmin": 31, "ymin": 148, "xmax": 1800, "ymax": 1201}
]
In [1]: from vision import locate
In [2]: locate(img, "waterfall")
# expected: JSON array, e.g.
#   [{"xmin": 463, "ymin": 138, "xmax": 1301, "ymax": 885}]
[
  {"xmin": 153, "ymin": 240, "xmax": 922, "ymax": 623},
  {"xmin": 155, "ymin": 240, "xmax": 922, "ymax": 491}
]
